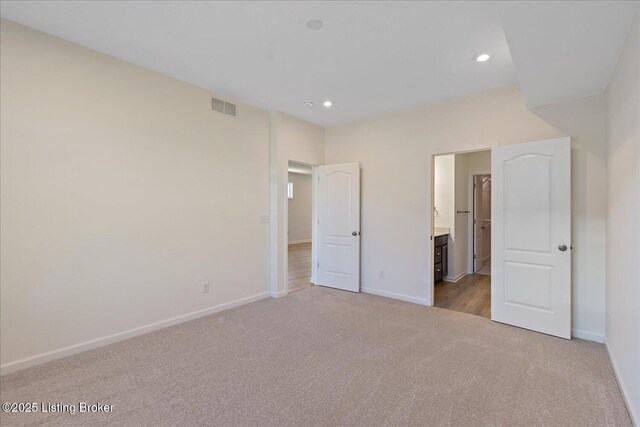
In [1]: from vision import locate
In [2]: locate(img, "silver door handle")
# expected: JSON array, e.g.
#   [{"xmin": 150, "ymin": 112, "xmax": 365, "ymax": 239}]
[{"xmin": 558, "ymin": 244, "xmax": 567, "ymax": 251}]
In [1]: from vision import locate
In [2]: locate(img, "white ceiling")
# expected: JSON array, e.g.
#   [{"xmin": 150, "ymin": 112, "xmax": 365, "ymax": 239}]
[
  {"xmin": 1, "ymin": 1, "xmax": 638, "ymax": 126},
  {"xmin": 500, "ymin": 1, "xmax": 639, "ymax": 108}
]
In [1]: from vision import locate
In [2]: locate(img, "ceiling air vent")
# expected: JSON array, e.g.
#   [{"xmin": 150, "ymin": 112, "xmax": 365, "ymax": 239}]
[{"xmin": 211, "ymin": 97, "xmax": 237, "ymax": 117}]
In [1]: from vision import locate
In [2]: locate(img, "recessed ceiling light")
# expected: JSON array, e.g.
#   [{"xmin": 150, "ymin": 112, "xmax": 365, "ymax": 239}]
[
  {"xmin": 303, "ymin": 100, "xmax": 314, "ymax": 107},
  {"xmin": 306, "ymin": 19, "xmax": 323, "ymax": 30},
  {"xmin": 323, "ymin": 100, "xmax": 333, "ymax": 108},
  {"xmin": 474, "ymin": 53, "xmax": 491, "ymax": 62}
]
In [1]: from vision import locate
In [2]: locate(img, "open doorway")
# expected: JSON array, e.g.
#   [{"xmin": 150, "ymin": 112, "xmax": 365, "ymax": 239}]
[
  {"xmin": 281, "ymin": 161, "xmax": 360, "ymax": 295},
  {"xmin": 287, "ymin": 161, "xmax": 314, "ymax": 293},
  {"xmin": 432, "ymin": 150, "xmax": 491, "ymax": 318}
]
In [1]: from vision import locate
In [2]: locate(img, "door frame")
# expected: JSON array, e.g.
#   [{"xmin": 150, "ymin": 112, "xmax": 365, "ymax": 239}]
[
  {"xmin": 429, "ymin": 144, "xmax": 495, "ymax": 306},
  {"xmin": 469, "ymin": 172, "xmax": 491, "ymax": 274},
  {"xmin": 284, "ymin": 160, "xmax": 319, "ymax": 294}
]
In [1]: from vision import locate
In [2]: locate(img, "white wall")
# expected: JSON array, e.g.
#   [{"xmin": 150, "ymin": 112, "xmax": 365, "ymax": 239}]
[
  {"xmin": 287, "ymin": 172, "xmax": 312, "ymax": 243},
  {"xmin": 325, "ymin": 85, "xmax": 608, "ymax": 340},
  {"xmin": 434, "ymin": 154, "xmax": 455, "ymax": 278},
  {"xmin": 433, "ymin": 155, "xmax": 454, "ymax": 230},
  {"xmin": 605, "ymin": 11, "xmax": 640, "ymax": 424},
  {"xmin": 0, "ymin": 20, "xmax": 272, "ymax": 372},
  {"xmin": 269, "ymin": 112, "xmax": 324, "ymax": 297},
  {"xmin": 452, "ymin": 151, "xmax": 491, "ymax": 279}
]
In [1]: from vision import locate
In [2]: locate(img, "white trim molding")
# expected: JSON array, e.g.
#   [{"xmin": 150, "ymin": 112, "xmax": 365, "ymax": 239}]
[
  {"xmin": 605, "ymin": 342, "xmax": 638, "ymax": 426},
  {"xmin": 362, "ymin": 287, "xmax": 429, "ymax": 306},
  {"xmin": 443, "ymin": 272, "xmax": 467, "ymax": 283},
  {"xmin": 0, "ymin": 292, "xmax": 269, "ymax": 376},
  {"xmin": 571, "ymin": 328, "xmax": 604, "ymax": 343},
  {"xmin": 270, "ymin": 290, "xmax": 288, "ymax": 298}
]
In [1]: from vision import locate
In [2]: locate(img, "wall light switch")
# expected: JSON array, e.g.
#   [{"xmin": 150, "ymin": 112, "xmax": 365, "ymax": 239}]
[{"xmin": 259, "ymin": 214, "xmax": 270, "ymax": 224}]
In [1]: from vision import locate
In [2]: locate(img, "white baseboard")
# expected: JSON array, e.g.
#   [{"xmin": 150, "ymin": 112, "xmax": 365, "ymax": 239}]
[
  {"xmin": 270, "ymin": 290, "xmax": 288, "ymax": 298},
  {"xmin": 571, "ymin": 328, "xmax": 604, "ymax": 343},
  {"xmin": 605, "ymin": 341, "xmax": 638, "ymax": 426},
  {"xmin": 0, "ymin": 291, "xmax": 270, "ymax": 376},
  {"xmin": 443, "ymin": 272, "xmax": 467, "ymax": 283},
  {"xmin": 362, "ymin": 287, "xmax": 428, "ymax": 306},
  {"xmin": 288, "ymin": 239, "xmax": 311, "ymax": 245}
]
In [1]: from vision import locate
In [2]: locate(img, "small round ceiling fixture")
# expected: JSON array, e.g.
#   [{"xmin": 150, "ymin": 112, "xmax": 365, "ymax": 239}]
[
  {"xmin": 303, "ymin": 100, "xmax": 314, "ymax": 107},
  {"xmin": 323, "ymin": 100, "xmax": 333, "ymax": 108},
  {"xmin": 306, "ymin": 19, "xmax": 324, "ymax": 30},
  {"xmin": 474, "ymin": 53, "xmax": 491, "ymax": 62}
]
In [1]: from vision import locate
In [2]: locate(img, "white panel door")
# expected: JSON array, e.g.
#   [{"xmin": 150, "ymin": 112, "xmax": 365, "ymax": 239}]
[
  {"xmin": 492, "ymin": 137, "xmax": 571, "ymax": 339},
  {"xmin": 318, "ymin": 163, "xmax": 360, "ymax": 292}
]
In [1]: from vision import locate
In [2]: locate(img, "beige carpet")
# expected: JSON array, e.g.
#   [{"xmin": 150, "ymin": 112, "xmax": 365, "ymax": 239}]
[{"xmin": 0, "ymin": 287, "xmax": 631, "ymax": 426}]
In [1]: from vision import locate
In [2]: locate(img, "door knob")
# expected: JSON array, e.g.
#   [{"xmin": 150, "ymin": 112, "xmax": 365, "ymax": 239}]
[
  {"xmin": 558, "ymin": 244, "xmax": 567, "ymax": 251},
  {"xmin": 352, "ymin": 231, "xmax": 358, "ymax": 236}
]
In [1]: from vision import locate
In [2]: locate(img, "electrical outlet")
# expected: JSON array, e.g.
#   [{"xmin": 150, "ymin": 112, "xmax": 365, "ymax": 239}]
[
  {"xmin": 203, "ymin": 282, "xmax": 210, "ymax": 293},
  {"xmin": 379, "ymin": 270, "xmax": 385, "ymax": 279}
]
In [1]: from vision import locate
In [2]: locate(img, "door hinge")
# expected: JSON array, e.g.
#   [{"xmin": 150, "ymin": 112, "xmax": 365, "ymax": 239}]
[
  {"xmin": 317, "ymin": 262, "xmax": 319, "ymax": 268},
  {"xmin": 473, "ymin": 254, "xmax": 477, "ymax": 259}
]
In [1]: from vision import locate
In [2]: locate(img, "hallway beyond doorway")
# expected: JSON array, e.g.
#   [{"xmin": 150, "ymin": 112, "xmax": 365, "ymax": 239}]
[{"xmin": 288, "ymin": 242, "xmax": 312, "ymax": 293}]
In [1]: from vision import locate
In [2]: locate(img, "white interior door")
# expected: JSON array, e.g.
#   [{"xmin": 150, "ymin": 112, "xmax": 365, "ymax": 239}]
[
  {"xmin": 491, "ymin": 137, "xmax": 571, "ymax": 339},
  {"xmin": 318, "ymin": 163, "xmax": 360, "ymax": 292}
]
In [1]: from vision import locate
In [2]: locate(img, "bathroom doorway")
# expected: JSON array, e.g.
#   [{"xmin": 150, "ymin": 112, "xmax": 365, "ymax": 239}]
[{"xmin": 432, "ymin": 150, "xmax": 491, "ymax": 319}]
